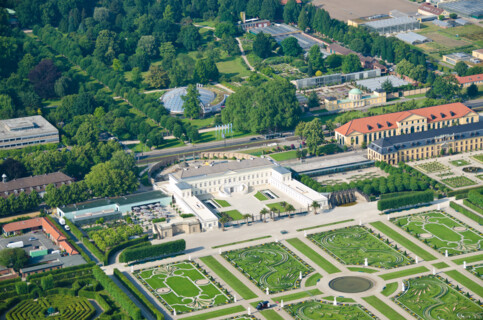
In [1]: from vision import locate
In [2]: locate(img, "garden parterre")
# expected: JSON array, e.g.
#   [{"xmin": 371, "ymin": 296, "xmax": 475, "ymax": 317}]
[
  {"xmin": 222, "ymin": 242, "xmax": 314, "ymax": 293},
  {"xmin": 391, "ymin": 211, "xmax": 482, "ymax": 256},
  {"xmin": 416, "ymin": 162, "xmax": 449, "ymax": 173},
  {"xmin": 135, "ymin": 261, "xmax": 232, "ymax": 314},
  {"xmin": 441, "ymin": 176, "xmax": 477, "ymax": 189},
  {"xmin": 308, "ymin": 226, "xmax": 414, "ymax": 269},
  {"xmin": 468, "ymin": 264, "xmax": 483, "ymax": 280},
  {"xmin": 394, "ymin": 275, "xmax": 483, "ymax": 320},
  {"xmin": 284, "ymin": 300, "xmax": 375, "ymax": 320}
]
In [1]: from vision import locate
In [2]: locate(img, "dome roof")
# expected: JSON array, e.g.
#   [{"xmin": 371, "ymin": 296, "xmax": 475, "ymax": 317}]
[
  {"xmin": 161, "ymin": 87, "xmax": 216, "ymax": 114},
  {"xmin": 349, "ymin": 88, "xmax": 363, "ymax": 95}
]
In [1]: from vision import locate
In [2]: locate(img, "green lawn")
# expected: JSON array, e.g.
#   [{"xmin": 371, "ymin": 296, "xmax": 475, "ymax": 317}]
[
  {"xmin": 441, "ymin": 176, "xmax": 477, "ymax": 189},
  {"xmin": 381, "ymin": 282, "xmax": 398, "ymax": 297},
  {"xmin": 472, "ymin": 154, "xmax": 483, "ymax": 163},
  {"xmin": 308, "ymin": 226, "xmax": 413, "ymax": 269},
  {"xmin": 285, "ymin": 238, "xmax": 341, "ymax": 274},
  {"xmin": 266, "ymin": 202, "xmax": 288, "ymax": 213},
  {"xmin": 362, "ymin": 296, "xmax": 406, "ymax": 320},
  {"xmin": 285, "ymin": 301, "xmax": 374, "ymax": 320},
  {"xmin": 445, "ymin": 270, "xmax": 483, "ymax": 297},
  {"xmin": 222, "ymin": 242, "xmax": 314, "ymax": 293},
  {"xmin": 270, "ymin": 150, "xmax": 298, "ymax": 162},
  {"xmin": 432, "ymin": 262, "xmax": 450, "ymax": 269},
  {"xmin": 179, "ymin": 305, "xmax": 245, "ymax": 320},
  {"xmin": 212, "ymin": 236, "xmax": 271, "ymax": 249},
  {"xmin": 215, "ymin": 199, "xmax": 231, "ymax": 208},
  {"xmin": 260, "ymin": 309, "xmax": 284, "ymax": 320},
  {"xmin": 296, "ymin": 219, "xmax": 354, "ymax": 232},
  {"xmin": 380, "ymin": 266, "xmax": 429, "ymax": 281},
  {"xmin": 453, "ymin": 254, "xmax": 483, "ymax": 265},
  {"xmin": 181, "ymin": 117, "xmax": 215, "ymax": 129},
  {"xmin": 347, "ymin": 267, "xmax": 379, "ymax": 273},
  {"xmin": 416, "ymin": 162, "xmax": 449, "ymax": 173},
  {"xmin": 450, "ymin": 159, "xmax": 470, "ymax": 167},
  {"xmin": 274, "ymin": 288, "xmax": 322, "ymax": 302},
  {"xmin": 216, "ymin": 56, "xmax": 252, "ymax": 78},
  {"xmin": 305, "ymin": 273, "xmax": 322, "ymax": 287},
  {"xmin": 254, "ymin": 191, "xmax": 268, "ymax": 201},
  {"xmin": 322, "ymin": 296, "xmax": 355, "ymax": 303},
  {"xmin": 199, "ymin": 256, "xmax": 257, "ymax": 300},
  {"xmin": 370, "ymin": 221, "xmax": 437, "ymax": 261},
  {"xmin": 135, "ymin": 261, "xmax": 231, "ymax": 313},
  {"xmin": 223, "ymin": 210, "xmax": 244, "ymax": 220},
  {"xmin": 391, "ymin": 211, "xmax": 483, "ymax": 256}
]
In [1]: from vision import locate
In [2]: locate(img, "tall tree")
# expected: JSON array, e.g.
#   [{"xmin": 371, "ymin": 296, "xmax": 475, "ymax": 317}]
[
  {"xmin": 283, "ymin": 0, "xmax": 300, "ymax": 24},
  {"xmin": 178, "ymin": 25, "xmax": 201, "ymax": 51},
  {"xmin": 253, "ymin": 32, "xmax": 272, "ymax": 58},
  {"xmin": 455, "ymin": 61, "xmax": 468, "ymax": 77},
  {"xmin": 341, "ymin": 54, "xmax": 361, "ymax": 73},
  {"xmin": 308, "ymin": 45, "xmax": 324, "ymax": 73},
  {"xmin": 281, "ymin": 37, "xmax": 302, "ymax": 57},
  {"xmin": 182, "ymin": 84, "xmax": 202, "ymax": 119},
  {"xmin": 28, "ymin": 59, "xmax": 61, "ymax": 99},
  {"xmin": 145, "ymin": 65, "xmax": 170, "ymax": 88},
  {"xmin": 298, "ymin": 8, "xmax": 309, "ymax": 31}
]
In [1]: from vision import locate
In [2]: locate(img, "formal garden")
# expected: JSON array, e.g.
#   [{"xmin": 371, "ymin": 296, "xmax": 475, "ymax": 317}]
[
  {"xmin": 284, "ymin": 300, "xmax": 374, "ymax": 320},
  {"xmin": 469, "ymin": 264, "xmax": 483, "ymax": 280},
  {"xmin": 6, "ymin": 295, "xmax": 95, "ymax": 320},
  {"xmin": 416, "ymin": 162, "xmax": 449, "ymax": 173},
  {"xmin": 394, "ymin": 275, "xmax": 483, "ymax": 319},
  {"xmin": 441, "ymin": 176, "xmax": 477, "ymax": 188},
  {"xmin": 450, "ymin": 159, "xmax": 470, "ymax": 167},
  {"xmin": 135, "ymin": 261, "xmax": 232, "ymax": 314},
  {"xmin": 308, "ymin": 226, "xmax": 414, "ymax": 269},
  {"xmin": 391, "ymin": 211, "xmax": 482, "ymax": 256},
  {"xmin": 472, "ymin": 154, "xmax": 483, "ymax": 163},
  {"xmin": 222, "ymin": 242, "xmax": 313, "ymax": 293}
]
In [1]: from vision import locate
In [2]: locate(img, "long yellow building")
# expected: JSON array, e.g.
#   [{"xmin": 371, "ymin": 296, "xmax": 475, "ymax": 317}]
[
  {"xmin": 368, "ymin": 122, "xmax": 483, "ymax": 164},
  {"xmin": 335, "ymin": 103, "xmax": 478, "ymax": 147}
]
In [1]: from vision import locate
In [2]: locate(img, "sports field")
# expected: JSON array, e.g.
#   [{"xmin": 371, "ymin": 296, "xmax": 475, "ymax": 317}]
[
  {"xmin": 308, "ymin": 226, "xmax": 413, "ymax": 269},
  {"xmin": 135, "ymin": 261, "xmax": 231, "ymax": 313},
  {"xmin": 284, "ymin": 300, "xmax": 374, "ymax": 320},
  {"xmin": 392, "ymin": 211, "xmax": 482, "ymax": 256},
  {"xmin": 222, "ymin": 242, "xmax": 314, "ymax": 293},
  {"xmin": 394, "ymin": 275, "xmax": 483, "ymax": 319}
]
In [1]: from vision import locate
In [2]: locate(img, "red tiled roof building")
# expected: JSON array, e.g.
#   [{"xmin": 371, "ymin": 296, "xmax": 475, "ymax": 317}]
[{"xmin": 455, "ymin": 73, "xmax": 483, "ymax": 87}]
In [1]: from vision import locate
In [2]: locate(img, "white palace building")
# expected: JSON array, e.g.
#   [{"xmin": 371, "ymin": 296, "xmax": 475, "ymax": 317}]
[{"xmin": 157, "ymin": 157, "xmax": 329, "ymax": 231}]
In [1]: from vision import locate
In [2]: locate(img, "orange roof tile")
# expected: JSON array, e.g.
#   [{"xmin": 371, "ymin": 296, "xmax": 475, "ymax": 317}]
[
  {"xmin": 335, "ymin": 103, "xmax": 473, "ymax": 136},
  {"xmin": 2, "ymin": 218, "xmax": 43, "ymax": 233},
  {"xmin": 455, "ymin": 73, "xmax": 483, "ymax": 85}
]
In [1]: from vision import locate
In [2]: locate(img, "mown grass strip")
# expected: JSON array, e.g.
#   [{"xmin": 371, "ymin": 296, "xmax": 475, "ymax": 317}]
[
  {"xmin": 445, "ymin": 270, "xmax": 483, "ymax": 297},
  {"xmin": 274, "ymin": 289, "xmax": 322, "ymax": 302},
  {"xmin": 322, "ymin": 296, "xmax": 355, "ymax": 302},
  {"xmin": 453, "ymin": 254, "xmax": 483, "ymax": 265},
  {"xmin": 380, "ymin": 266, "xmax": 429, "ymax": 281},
  {"xmin": 381, "ymin": 282, "xmax": 398, "ymax": 297},
  {"xmin": 212, "ymin": 236, "xmax": 272, "ymax": 249},
  {"xmin": 180, "ymin": 305, "xmax": 245, "ymax": 320},
  {"xmin": 362, "ymin": 296, "xmax": 406, "ymax": 320},
  {"xmin": 296, "ymin": 219, "xmax": 354, "ymax": 232},
  {"xmin": 305, "ymin": 273, "xmax": 322, "ymax": 287},
  {"xmin": 370, "ymin": 221, "xmax": 436, "ymax": 261},
  {"xmin": 432, "ymin": 262, "xmax": 449, "ymax": 269},
  {"xmin": 260, "ymin": 309, "xmax": 284, "ymax": 320},
  {"xmin": 285, "ymin": 238, "xmax": 341, "ymax": 274},
  {"xmin": 200, "ymin": 256, "xmax": 257, "ymax": 300},
  {"xmin": 347, "ymin": 267, "xmax": 379, "ymax": 274}
]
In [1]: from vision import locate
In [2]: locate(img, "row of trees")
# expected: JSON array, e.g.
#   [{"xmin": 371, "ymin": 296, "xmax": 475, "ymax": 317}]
[
  {"xmin": 377, "ymin": 190, "xmax": 434, "ymax": 211},
  {"xmin": 89, "ymin": 224, "xmax": 143, "ymax": 252},
  {"xmin": 119, "ymin": 239, "xmax": 186, "ymax": 263},
  {"xmin": 0, "ymin": 192, "xmax": 42, "ymax": 217}
]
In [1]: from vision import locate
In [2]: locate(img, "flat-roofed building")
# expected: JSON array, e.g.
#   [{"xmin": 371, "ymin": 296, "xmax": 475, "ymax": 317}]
[
  {"xmin": 335, "ymin": 103, "xmax": 478, "ymax": 147},
  {"xmin": 368, "ymin": 122, "xmax": 483, "ymax": 164},
  {"xmin": 0, "ymin": 172, "xmax": 73, "ymax": 199},
  {"xmin": 442, "ymin": 52, "xmax": 472, "ymax": 65},
  {"xmin": 0, "ymin": 116, "xmax": 59, "ymax": 150},
  {"xmin": 395, "ymin": 32, "xmax": 432, "ymax": 45},
  {"xmin": 473, "ymin": 49, "xmax": 483, "ymax": 60},
  {"xmin": 325, "ymin": 88, "xmax": 386, "ymax": 111},
  {"xmin": 363, "ymin": 17, "xmax": 420, "ymax": 35},
  {"xmin": 239, "ymin": 19, "xmax": 270, "ymax": 31}
]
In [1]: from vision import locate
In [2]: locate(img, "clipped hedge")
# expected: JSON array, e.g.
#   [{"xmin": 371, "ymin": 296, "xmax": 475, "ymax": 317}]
[
  {"xmin": 27, "ymin": 262, "xmax": 95, "ymax": 281},
  {"xmin": 468, "ymin": 189, "xmax": 483, "ymax": 208},
  {"xmin": 379, "ymin": 191, "xmax": 428, "ymax": 200},
  {"xmin": 92, "ymin": 266, "xmax": 142, "ymax": 320},
  {"xmin": 113, "ymin": 269, "xmax": 164, "ymax": 320},
  {"xmin": 119, "ymin": 239, "xmax": 185, "ymax": 263},
  {"xmin": 104, "ymin": 235, "xmax": 149, "ymax": 265},
  {"xmin": 450, "ymin": 201, "xmax": 483, "ymax": 225},
  {"xmin": 377, "ymin": 190, "xmax": 433, "ymax": 211},
  {"xmin": 447, "ymin": 186, "xmax": 483, "ymax": 198},
  {"xmin": 463, "ymin": 199, "xmax": 483, "ymax": 215}
]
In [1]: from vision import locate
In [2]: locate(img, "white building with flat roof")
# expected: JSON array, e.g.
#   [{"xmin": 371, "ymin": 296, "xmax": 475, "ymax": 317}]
[
  {"xmin": 160, "ymin": 158, "xmax": 329, "ymax": 231},
  {"xmin": 0, "ymin": 116, "xmax": 59, "ymax": 150}
]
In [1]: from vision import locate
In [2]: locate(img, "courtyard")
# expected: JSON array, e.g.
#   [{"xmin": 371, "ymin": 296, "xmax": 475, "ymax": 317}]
[
  {"xmin": 135, "ymin": 261, "xmax": 232, "ymax": 314},
  {"xmin": 308, "ymin": 226, "xmax": 414, "ymax": 269},
  {"xmin": 392, "ymin": 211, "xmax": 482, "ymax": 256},
  {"xmin": 315, "ymin": 166, "xmax": 388, "ymax": 186}
]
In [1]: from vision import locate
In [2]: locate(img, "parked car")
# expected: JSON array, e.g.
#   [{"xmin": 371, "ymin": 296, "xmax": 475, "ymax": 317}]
[
  {"xmin": 28, "ymin": 237, "xmax": 37, "ymax": 241},
  {"xmin": 280, "ymin": 230, "xmax": 289, "ymax": 235},
  {"xmin": 256, "ymin": 301, "xmax": 270, "ymax": 310}
]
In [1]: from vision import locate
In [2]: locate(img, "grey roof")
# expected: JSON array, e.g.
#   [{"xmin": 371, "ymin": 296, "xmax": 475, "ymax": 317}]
[
  {"xmin": 356, "ymin": 75, "xmax": 409, "ymax": 92},
  {"xmin": 0, "ymin": 172, "xmax": 73, "ymax": 194},
  {"xmin": 432, "ymin": 19, "xmax": 451, "ymax": 28},
  {"xmin": 175, "ymin": 181, "xmax": 192, "ymax": 190},
  {"xmin": 250, "ymin": 23, "xmax": 324, "ymax": 51},
  {"xmin": 175, "ymin": 158, "xmax": 274, "ymax": 180},
  {"xmin": 272, "ymin": 166, "xmax": 291, "ymax": 175},
  {"xmin": 0, "ymin": 116, "xmax": 58, "ymax": 141},
  {"xmin": 454, "ymin": 18, "xmax": 470, "ymax": 25},
  {"xmin": 162, "ymin": 87, "xmax": 216, "ymax": 114},
  {"xmin": 59, "ymin": 254, "xmax": 86, "ymax": 268},
  {"xmin": 364, "ymin": 17, "xmax": 419, "ymax": 29},
  {"xmin": 369, "ymin": 122, "xmax": 483, "ymax": 155},
  {"xmin": 20, "ymin": 261, "xmax": 63, "ymax": 273},
  {"xmin": 440, "ymin": 0, "xmax": 483, "ymax": 18},
  {"xmin": 395, "ymin": 32, "xmax": 430, "ymax": 45}
]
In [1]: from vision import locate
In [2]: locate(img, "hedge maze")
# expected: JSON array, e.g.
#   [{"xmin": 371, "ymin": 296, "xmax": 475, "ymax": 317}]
[
  {"xmin": 135, "ymin": 261, "xmax": 232, "ymax": 314},
  {"xmin": 392, "ymin": 211, "xmax": 482, "ymax": 256},
  {"xmin": 284, "ymin": 301, "xmax": 374, "ymax": 320},
  {"xmin": 394, "ymin": 276, "xmax": 483, "ymax": 319},
  {"xmin": 6, "ymin": 295, "xmax": 94, "ymax": 320},
  {"xmin": 308, "ymin": 226, "xmax": 413, "ymax": 269},
  {"xmin": 222, "ymin": 242, "xmax": 313, "ymax": 293}
]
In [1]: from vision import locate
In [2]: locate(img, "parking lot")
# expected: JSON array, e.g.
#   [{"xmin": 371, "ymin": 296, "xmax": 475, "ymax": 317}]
[{"xmin": 0, "ymin": 232, "xmax": 57, "ymax": 253}]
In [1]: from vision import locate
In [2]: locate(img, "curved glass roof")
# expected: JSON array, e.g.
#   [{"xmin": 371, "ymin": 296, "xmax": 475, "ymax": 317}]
[{"xmin": 161, "ymin": 87, "xmax": 216, "ymax": 114}]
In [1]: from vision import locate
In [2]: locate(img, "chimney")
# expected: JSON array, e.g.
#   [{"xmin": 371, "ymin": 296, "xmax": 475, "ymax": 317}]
[{"xmin": 2, "ymin": 174, "xmax": 6, "ymax": 183}]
